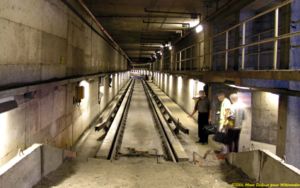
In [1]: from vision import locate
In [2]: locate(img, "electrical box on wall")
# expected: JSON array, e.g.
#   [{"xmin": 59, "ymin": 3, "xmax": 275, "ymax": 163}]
[{"xmin": 73, "ymin": 86, "xmax": 84, "ymax": 104}]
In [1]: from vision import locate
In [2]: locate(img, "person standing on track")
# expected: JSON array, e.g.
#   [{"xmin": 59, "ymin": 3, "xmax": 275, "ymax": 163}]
[{"xmin": 188, "ymin": 90, "xmax": 211, "ymax": 144}]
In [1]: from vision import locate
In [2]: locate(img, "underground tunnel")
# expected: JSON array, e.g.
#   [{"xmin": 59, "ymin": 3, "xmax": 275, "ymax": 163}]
[{"xmin": 0, "ymin": 0, "xmax": 300, "ymax": 187}]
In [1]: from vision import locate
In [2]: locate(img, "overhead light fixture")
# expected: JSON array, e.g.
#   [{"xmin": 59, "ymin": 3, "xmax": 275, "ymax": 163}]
[
  {"xmin": 189, "ymin": 19, "xmax": 200, "ymax": 28},
  {"xmin": 227, "ymin": 84, "xmax": 251, "ymax": 90},
  {"xmin": 169, "ymin": 46, "xmax": 172, "ymax": 50},
  {"xmin": 195, "ymin": 24, "xmax": 203, "ymax": 33},
  {"xmin": 0, "ymin": 97, "xmax": 18, "ymax": 114}
]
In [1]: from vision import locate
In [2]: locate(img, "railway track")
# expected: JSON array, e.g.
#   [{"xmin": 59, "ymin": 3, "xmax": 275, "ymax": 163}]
[{"xmin": 96, "ymin": 78, "xmax": 188, "ymax": 162}]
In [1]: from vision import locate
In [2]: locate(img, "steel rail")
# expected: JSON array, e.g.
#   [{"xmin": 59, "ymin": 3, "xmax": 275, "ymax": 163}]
[
  {"xmin": 108, "ymin": 80, "xmax": 135, "ymax": 160},
  {"xmin": 105, "ymin": 78, "xmax": 182, "ymax": 163},
  {"xmin": 142, "ymin": 80, "xmax": 177, "ymax": 162},
  {"xmin": 144, "ymin": 81, "xmax": 189, "ymax": 134}
]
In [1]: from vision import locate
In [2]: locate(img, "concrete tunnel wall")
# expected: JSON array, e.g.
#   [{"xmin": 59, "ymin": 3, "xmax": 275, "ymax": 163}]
[
  {"xmin": 0, "ymin": 70, "xmax": 130, "ymax": 167},
  {"xmin": 0, "ymin": 0, "xmax": 130, "ymax": 166},
  {"xmin": 0, "ymin": 0, "xmax": 128, "ymax": 86}
]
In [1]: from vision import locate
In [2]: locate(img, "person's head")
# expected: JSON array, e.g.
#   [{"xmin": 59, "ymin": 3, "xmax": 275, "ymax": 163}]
[
  {"xmin": 198, "ymin": 90, "xmax": 205, "ymax": 97},
  {"xmin": 229, "ymin": 93, "xmax": 238, "ymax": 103},
  {"xmin": 217, "ymin": 92, "xmax": 225, "ymax": 102}
]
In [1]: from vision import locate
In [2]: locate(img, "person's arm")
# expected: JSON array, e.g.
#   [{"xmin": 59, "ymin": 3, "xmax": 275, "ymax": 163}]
[
  {"xmin": 219, "ymin": 100, "xmax": 231, "ymax": 131},
  {"xmin": 222, "ymin": 105, "xmax": 232, "ymax": 131},
  {"xmin": 189, "ymin": 108, "xmax": 197, "ymax": 117},
  {"xmin": 192, "ymin": 96, "xmax": 200, "ymax": 100},
  {"xmin": 188, "ymin": 100, "xmax": 198, "ymax": 117},
  {"xmin": 207, "ymin": 100, "xmax": 212, "ymax": 124},
  {"xmin": 208, "ymin": 109, "xmax": 212, "ymax": 124}
]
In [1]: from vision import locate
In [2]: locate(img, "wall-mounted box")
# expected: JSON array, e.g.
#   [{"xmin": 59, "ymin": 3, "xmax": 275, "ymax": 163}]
[{"xmin": 73, "ymin": 86, "xmax": 84, "ymax": 104}]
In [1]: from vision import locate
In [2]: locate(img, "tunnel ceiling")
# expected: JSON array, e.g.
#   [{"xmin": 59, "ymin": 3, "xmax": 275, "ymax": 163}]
[{"xmin": 84, "ymin": 0, "xmax": 218, "ymax": 64}]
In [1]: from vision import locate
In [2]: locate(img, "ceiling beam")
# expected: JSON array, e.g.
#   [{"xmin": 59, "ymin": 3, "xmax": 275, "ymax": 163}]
[
  {"xmin": 128, "ymin": 54, "xmax": 152, "ymax": 57},
  {"xmin": 95, "ymin": 14, "xmax": 192, "ymax": 19},
  {"xmin": 120, "ymin": 43, "xmax": 162, "ymax": 47},
  {"xmin": 123, "ymin": 46, "xmax": 161, "ymax": 51},
  {"xmin": 126, "ymin": 50, "xmax": 155, "ymax": 54},
  {"xmin": 142, "ymin": 20, "xmax": 190, "ymax": 27},
  {"xmin": 144, "ymin": 8, "xmax": 201, "ymax": 18}
]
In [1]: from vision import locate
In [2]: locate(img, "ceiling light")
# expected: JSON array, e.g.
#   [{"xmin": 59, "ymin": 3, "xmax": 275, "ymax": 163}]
[
  {"xmin": 169, "ymin": 46, "xmax": 172, "ymax": 50},
  {"xmin": 189, "ymin": 20, "xmax": 200, "ymax": 28},
  {"xmin": 195, "ymin": 24, "xmax": 203, "ymax": 33},
  {"xmin": 227, "ymin": 84, "xmax": 251, "ymax": 90}
]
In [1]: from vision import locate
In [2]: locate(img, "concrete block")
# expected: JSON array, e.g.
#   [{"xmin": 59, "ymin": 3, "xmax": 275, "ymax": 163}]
[
  {"xmin": 41, "ymin": 145, "xmax": 63, "ymax": 176},
  {"xmin": 227, "ymin": 150, "xmax": 300, "ymax": 183},
  {"xmin": 227, "ymin": 150, "xmax": 261, "ymax": 181},
  {"xmin": 0, "ymin": 107, "xmax": 26, "ymax": 166},
  {"xmin": 0, "ymin": 144, "xmax": 42, "ymax": 188},
  {"xmin": 260, "ymin": 150, "xmax": 300, "ymax": 183}
]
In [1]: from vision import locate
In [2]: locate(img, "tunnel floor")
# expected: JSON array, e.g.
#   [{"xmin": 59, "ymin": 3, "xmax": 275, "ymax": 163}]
[
  {"xmin": 34, "ymin": 80, "xmax": 254, "ymax": 187},
  {"xmin": 34, "ymin": 158, "xmax": 251, "ymax": 188},
  {"xmin": 120, "ymin": 80, "xmax": 164, "ymax": 156}
]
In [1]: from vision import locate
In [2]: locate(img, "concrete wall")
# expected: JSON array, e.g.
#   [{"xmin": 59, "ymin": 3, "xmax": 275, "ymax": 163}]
[
  {"xmin": 227, "ymin": 149, "xmax": 300, "ymax": 184},
  {"xmin": 0, "ymin": 0, "xmax": 128, "ymax": 87},
  {"xmin": 0, "ymin": 0, "xmax": 130, "ymax": 166},
  {"xmin": 0, "ymin": 72, "xmax": 129, "ymax": 166},
  {"xmin": 154, "ymin": 73, "xmax": 197, "ymax": 116},
  {"xmin": 285, "ymin": 0, "xmax": 300, "ymax": 169},
  {"xmin": 0, "ymin": 144, "xmax": 42, "ymax": 188},
  {"xmin": 0, "ymin": 144, "xmax": 70, "ymax": 188},
  {"xmin": 251, "ymin": 92, "xmax": 279, "ymax": 145}
]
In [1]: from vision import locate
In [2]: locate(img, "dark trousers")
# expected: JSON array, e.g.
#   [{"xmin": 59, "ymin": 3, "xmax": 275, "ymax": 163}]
[
  {"xmin": 197, "ymin": 112, "xmax": 209, "ymax": 143},
  {"xmin": 227, "ymin": 128, "xmax": 241, "ymax": 152}
]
